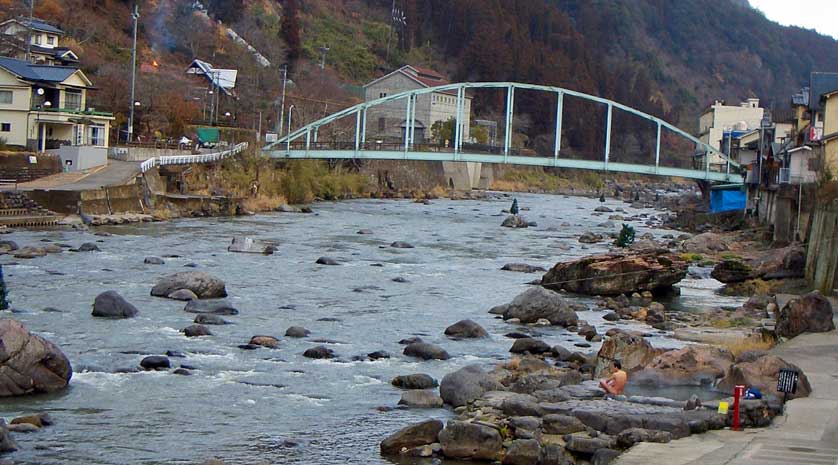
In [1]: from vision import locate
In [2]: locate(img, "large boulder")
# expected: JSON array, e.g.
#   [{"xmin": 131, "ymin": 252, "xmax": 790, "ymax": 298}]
[
  {"xmin": 502, "ymin": 439, "xmax": 540, "ymax": 465},
  {"xmin": 440, "ymin": 364, "xmax": 504, "ymax": 407},
  {"xmin": 775, "ymin": 292, "xmax": 835, "ymax": 338},
  {"xmin": 444, "ymin": 320, "xmax": 488, "ymax": 339},
  {"xmin": 501, "ymin": 287, "xmax": 578, "ymax": 326},
  {"xmin": 632, "ymin": 346, "xmax": 734, "ymax": 386},
  {"xmin": 717, "ymin": 355, "xmax": 811, "ymax": 400},
  {"xmin": 711, "ymin": 259, "xmax": 755, "ymax": 283},
  {"xmin": 91, "ymin": 291, "xmax": 139, "ymax": 318},
  {"xmin": 510, "ymin": 338, "xmax": 552, "ymax": 355},
  {"xmin": 681, "ymin": 232, "xmax": 729, "ymax": 254},
  {"xmin": 398, "ymin": 390, "xmax": 444, "ymax": 408},
  {"xmin": 501, "ymin": 263, "xmax": 547, "ymax": 273},
  {"xmin": 403, "ymin": 342, "xmax": 450, "ymax": 360},
  {"xmin": 0, "ymin": 320, "xmax": 72, "ymax": 396},
  {"xmin": 438, "ymin": 420, "xmax": 502, "ymax": 460},
  {"xmin": 542, "ymin": 249, "xmax": 688, "ymax": 295},
  {"xmin": 380, "ymin": 419, "xmax": 443, "ymax": 455},
  {"xmin": 151, "ymin": 272, "xmax": 227, "ymax": 299},
  {"xmin": 392, "ymin": 374, "xmax": 438, "ymax": 390},
  {"xmin": 227, "ymin": 237, "xmax": 277, "ymax": 255},
  {"xmin": 595, "ymin": 331, "xmax": 660, "ymax": 377}
]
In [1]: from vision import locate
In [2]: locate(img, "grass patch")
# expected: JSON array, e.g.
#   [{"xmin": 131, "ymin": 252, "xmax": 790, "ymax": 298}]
[
  {"xmin": 711, "ymin": 317, "xmax": 755, "ymax": 329},
  {"xmin": 680, "ymin": 253, "xmax": 704, "ymax": 263},
  {"xmin": 718, "ymin": 335, "xmax": 775, "ymax": 357}
]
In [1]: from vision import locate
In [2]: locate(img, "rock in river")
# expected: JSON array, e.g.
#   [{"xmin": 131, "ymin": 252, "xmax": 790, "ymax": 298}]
[
  {"xmin": 542, "ymin": 249, "xmax": 688, "ymax": 295},
  {"xmin": 140, "ymin": 356, "xmax": 170, "ymax": 371},
  {"xmin": 194, "ymin": 314, "xmax": 229, "ymax": 325},
  {"xmin": 144, "ymin": 257, "xmax": 165, "ymax": 265},
  {"xmin": 501, "ymin": 263, "xmax": 547, "ymax": 273},
  {"xmin": 91, "ymin": 291, "xmax": 139, "ymax": 318},
  {"xmin": 439, "ymin": 364, "xmax": 503, "ymax": 407},
  {"xmin": 398, "ymin": 390, "xmax": 444, "ymax": 408},
  {"xmin": 0, "ymin": 320, "xmax": 72, "ymax": 396},
  {"xmin": 184, "ymin": 299, "xmax": 239, "ymax": 315},
  {"xmin": 380, "ymin": 419, "xmax": 443, "ymax": 455},
  {"xmin": 182, "ymin": 324, "xmax": 212, "ymax": 337},
  {"xmin": 501, "ymin": 287, "xmax": 578, "ymax": 327},
  {"xmin": 0, "ymin": 420, "xmax": 17, "ymax": 453},
  {"xmin": 151, "ymin": 271, "xmax": 227, "ymax": 299},
  {"xmin": 303, "ymin": 346, "xmax": 335, "ymax": 359},
  {"xmin": 285, "ymin": 326, "xmax": 311, "ymax": 338},
  {"xmin": 71, "ymin": 242, "xmax": 101, "ymax": 252},
  {"xmin": 403, "ymin": 342, "xmax": 450, "ymax": 360},
  {"xmin": 444, "ymin": 319, "xmax": 488, "ymax": 339},
  {"xmin": 775, "ymin": 291, "xmax": 835, "ymax": 339},
  {"xmin": 509, "ymin": 337, "xmax": 552, "ymax": 355},
  {"xmin": 249, "ymin": 335, "xmax": 280, "ymax": 348},
  {"xmin": 390, "ymin": 241, "xmax": 415, "ymax": 249},
  {"xmin": 228, "ymin": 237, "xmax": 278, "ymax": 255},
  {"xmin": 392, "ymin": 374, "xmax": 438, "ymax": 390},
  {"xmin": 595, "ymin": 330, "xmax": 660, "ymax": 377},
  {"xmin": 315, "ymin": 256, "xmax": 340, "ymax": 265},
  {"xmin": 438, "ymin": 420, "xmax": 502, "ymax": 460},
  {"xmin": 501, "ymin": 214, "xmax": 529, "ymax": 228}
]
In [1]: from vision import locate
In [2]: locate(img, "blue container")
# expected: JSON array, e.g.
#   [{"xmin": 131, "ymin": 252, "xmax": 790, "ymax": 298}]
[{"xmin": 710, "ymin": 189, "xmax": 746, "ymax": 213}]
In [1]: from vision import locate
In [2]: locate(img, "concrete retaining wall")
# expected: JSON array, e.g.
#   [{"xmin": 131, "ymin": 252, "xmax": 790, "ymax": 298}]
[{"xmin": 806, "ymin": 197, "xmax": 838, "ymax": 295}]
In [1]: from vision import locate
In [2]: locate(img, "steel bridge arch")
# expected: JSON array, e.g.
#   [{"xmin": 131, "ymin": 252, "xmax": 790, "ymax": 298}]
[{"xmin": 263, "ymin": 82, "xmax": 743, "ymax": 183}]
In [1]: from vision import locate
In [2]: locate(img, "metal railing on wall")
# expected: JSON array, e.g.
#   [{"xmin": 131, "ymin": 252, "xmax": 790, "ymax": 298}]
[{"xmin": 139, "ymin": 142, "xmax": 248, "ymax": 173}]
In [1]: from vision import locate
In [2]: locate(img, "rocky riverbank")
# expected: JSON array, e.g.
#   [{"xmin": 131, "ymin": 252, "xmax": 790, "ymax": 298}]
[{"xmin": 378, "ymin": 244, "xmax": 832, "ymax": 464}]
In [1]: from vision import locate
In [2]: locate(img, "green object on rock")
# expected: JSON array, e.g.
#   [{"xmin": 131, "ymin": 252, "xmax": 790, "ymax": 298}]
[{"xmin": 617, "ymin": 224, "xmax": 636, "ymax": 248}]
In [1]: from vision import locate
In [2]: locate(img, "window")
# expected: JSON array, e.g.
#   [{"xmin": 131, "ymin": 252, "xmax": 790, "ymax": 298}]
[
  {"xmin": 89, "ymin": 125, "xmax": 105, "ymax": 146},
  {"xmin": 33, "ymin": 34, "xmax": 41, "ymax": 45},
  {"xmin": 0, "ymin": 123, "xmax": 10, "ymax": 132},
  {"xmin": 0, "ymin": 91, "xmax": 11, "ymax": 104},
  {"xmin": 65, "ymin": 90, "xmax": 82, "ymax": 110},
  {"xmin": 378, "ymin": 117, "xmax": 385, "ymax": 131},
  {"xmin": 47, "ymin": 35, "xmax": 55, "ymax": 45},
  {"xmin": 379, "ymin": 92, "xmax": 387, "ymax": 98}
]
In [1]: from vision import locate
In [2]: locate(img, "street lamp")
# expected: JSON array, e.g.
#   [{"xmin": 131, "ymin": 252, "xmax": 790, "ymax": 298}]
[
  {"xmin": 43, "ymin": 101, "xmax": 51, "ymax": 108},
  {"xmin": 286, "ymin": 104, "xmax": 295, "ymax": 152}
]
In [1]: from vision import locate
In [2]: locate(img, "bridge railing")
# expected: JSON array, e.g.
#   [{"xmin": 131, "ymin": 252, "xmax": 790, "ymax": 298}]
[
  {"xmin": 264, "ymin": 82, "xmax": 743, "ymax": 182},
  {"xmin": 139, "ymin": 142, "xmax": 248, "ymax": 172}
]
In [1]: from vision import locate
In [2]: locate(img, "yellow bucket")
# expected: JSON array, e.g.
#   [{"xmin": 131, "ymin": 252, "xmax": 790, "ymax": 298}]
[{"xmin": 718, "ymin": 401, "xmax": 729, "ymax": 414}]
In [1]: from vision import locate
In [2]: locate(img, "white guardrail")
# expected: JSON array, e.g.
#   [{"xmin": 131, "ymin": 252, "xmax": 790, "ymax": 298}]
[{"xmin": 139, "ymin": 142, "xmax": 248, "ymax": 173}]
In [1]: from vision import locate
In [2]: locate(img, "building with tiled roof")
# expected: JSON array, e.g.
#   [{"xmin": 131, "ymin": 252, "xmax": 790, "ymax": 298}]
[
  {"xmin": 0, "ymin": 17, "xmax": 79, "ymax": 66},
  {"xmin": 363, "ymin": 65, "xmax": 472, "ymax": 143}
]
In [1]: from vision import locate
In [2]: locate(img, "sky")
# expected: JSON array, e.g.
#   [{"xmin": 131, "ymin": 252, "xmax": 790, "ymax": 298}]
[{"xmin": 749, "ymin": 0, "xmax": 838, "ymax": 39}]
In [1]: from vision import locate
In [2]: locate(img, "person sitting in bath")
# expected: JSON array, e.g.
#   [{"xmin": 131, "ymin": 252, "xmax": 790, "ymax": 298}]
[{"xmin": 599, "ymin": 360, "xmax": 627, "ymax": 395}]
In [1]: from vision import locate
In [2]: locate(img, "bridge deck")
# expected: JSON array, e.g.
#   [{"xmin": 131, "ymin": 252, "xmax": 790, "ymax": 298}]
[{"xmin": 264, "ymin": 148, "xmax": 742, "ymax": 183}]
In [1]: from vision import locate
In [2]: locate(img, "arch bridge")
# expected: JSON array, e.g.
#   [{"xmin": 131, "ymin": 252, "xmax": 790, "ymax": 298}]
[{"xmin": 263, "ymin": 82, "xmax": 743, "ymax": 183}]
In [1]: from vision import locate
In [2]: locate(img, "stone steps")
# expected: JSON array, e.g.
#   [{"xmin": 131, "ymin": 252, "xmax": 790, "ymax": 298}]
[{"xmin": 0, "ymin": 191, "xmax": 59, "ymax": 227}]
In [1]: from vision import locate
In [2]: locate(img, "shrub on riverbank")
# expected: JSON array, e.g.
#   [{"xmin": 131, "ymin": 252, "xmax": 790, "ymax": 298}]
[{"xmin": 183, "ymin": 150, "xmax": 370, "ymax": 207}]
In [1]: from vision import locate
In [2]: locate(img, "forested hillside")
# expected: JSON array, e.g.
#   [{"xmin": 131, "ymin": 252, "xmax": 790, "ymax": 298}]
[{"xmin": 1, "ymin": 0, "xmax": 835, "ymax": 147}]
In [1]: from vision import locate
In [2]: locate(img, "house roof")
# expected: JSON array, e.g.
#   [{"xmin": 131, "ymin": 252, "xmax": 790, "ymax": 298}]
[
  {"xmin": 186, "ymin": 59, "xmax": 237, "ymax": 96},
  {"xmin": 364, "ymin": 65, "xmax": 462, "ymax": 96},
  {"xmin": 0, "ymin": 17, "xmax": 64, "ymax": 35},
  {"xmin": 0, "ymin": 56, "xmax": 87, "ymax": 83},
  {"xmin": 809, "ymin": 72, "xmax": 838, "ymax": 111}
]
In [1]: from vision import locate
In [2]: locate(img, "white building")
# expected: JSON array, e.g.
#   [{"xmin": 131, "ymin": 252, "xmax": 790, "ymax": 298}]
[
  {"xmin": 699, "ymin": 98, "xmax": 765, "ymax": 150},
  {"xmin": 0, "ymin": 17, "xmax": 79, "ymax": 66}
]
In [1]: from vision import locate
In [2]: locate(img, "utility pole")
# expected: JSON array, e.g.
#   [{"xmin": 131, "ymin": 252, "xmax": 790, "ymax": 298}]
[
  {"xmin": 127, "ymin": 2, "xmax": 139, "ymax": 143},
  {"xmin": 318, "ymin": 45, "xmax": 330, "ymax": 70},
  {"xmin": 385, "ymin": 0, "xmax": 396, "ymax": 61},
  {"xmin": 277, "ymin": 64, "xmax": 288, "ymax": 135},
  {"xmin": 25, "ymin": 0, "xmax": 34, "ymax": 62}
]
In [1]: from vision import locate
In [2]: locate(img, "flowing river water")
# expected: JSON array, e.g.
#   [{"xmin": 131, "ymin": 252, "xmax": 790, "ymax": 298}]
[{"xmin": 0, "ymin": 193, "xmax": 744, "ymax": 464}]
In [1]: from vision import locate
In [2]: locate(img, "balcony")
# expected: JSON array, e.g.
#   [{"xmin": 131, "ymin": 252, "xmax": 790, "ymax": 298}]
[{"xmin": 31, "ymin": 107, "xmax": 114, "ymax": 118}]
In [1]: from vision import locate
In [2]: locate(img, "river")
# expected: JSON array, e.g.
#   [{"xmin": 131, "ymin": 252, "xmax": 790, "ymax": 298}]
[{"xmin": 0, "ymin": 193, "xmax": 743, "ymax": 464}]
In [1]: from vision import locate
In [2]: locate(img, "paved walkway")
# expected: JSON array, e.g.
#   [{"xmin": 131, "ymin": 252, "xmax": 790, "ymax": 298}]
[
  {"xmin": 16, "ymin": 160, "xmax": 141, "ymax": 191},
  {"xmin": 615, "ymin": 309, "xmax": 838, "ymax": 465}
]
